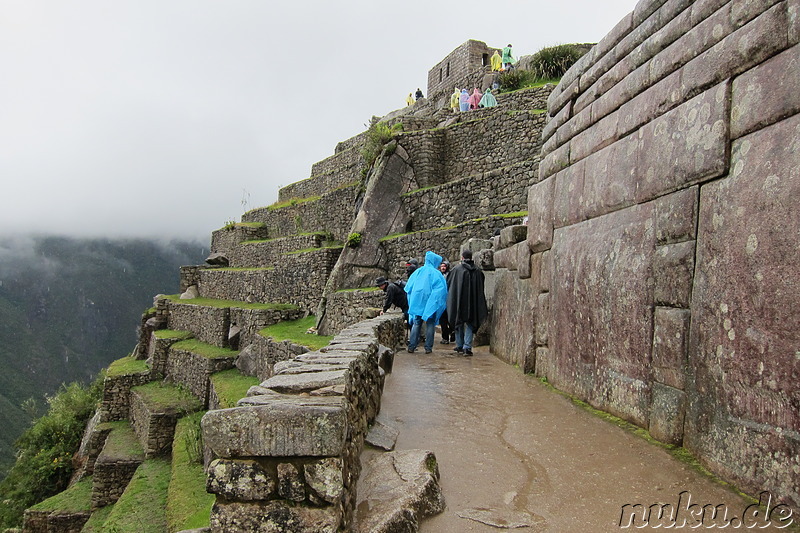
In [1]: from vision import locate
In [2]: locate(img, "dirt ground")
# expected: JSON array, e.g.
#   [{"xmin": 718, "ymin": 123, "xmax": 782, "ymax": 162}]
[{"xmin": 365, "ymin": 344, "xmax": 794, "ymax": 532}]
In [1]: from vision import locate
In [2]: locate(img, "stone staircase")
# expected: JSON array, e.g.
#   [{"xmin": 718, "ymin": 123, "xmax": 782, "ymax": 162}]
[{"xmin": 21, "ymin": 85, "xmax": 552, "ymax": 533}]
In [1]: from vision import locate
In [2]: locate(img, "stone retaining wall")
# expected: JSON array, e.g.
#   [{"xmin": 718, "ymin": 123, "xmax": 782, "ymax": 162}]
[
  {"xmin": 317, "ymin": 290, "xmax": 385, "ymax": 336},
  {"xmin": 527, "ymin": 0, "xmax": 800, "ymax": 510},
  {"xmin": 278, "ymin": 148, "xmax": 362, "ymax": 203},
  {"xmin": 241, "ymin": 184, "xmax": 360, "ymax": 241},
  {"xmin": 198, "ymin": 248, "xmax": 342, "ymax": 312},
  {"xmin": 227, "ymin": 233, "xmax": 328, "ymax": 268},
  {"xmin": 100, "ymin": 371, "xmax": 153, "ymax": 422},
  {"xmin": 236, "ymin": 335, "xmax": 311, "ymax": 382},
  {"xmin": 129, "ymin": 390, "xmax": 182, "ymax": 458},
  {"xmin": 210, "ymin": 224, "xmax": 269, "ymax": 257},
  {"xmin": 165, "ymin": 347, "xmax": 237, "ymax": 407},
  {"xmin": 401, "ymin": 160, "xmax": 537, "ymax": 232},
  {"xmin": 167, "ymin": 302, "xmax": 230, "ymax": 347},
  {"xmin": 202, "ymin": 314, "xmax": 405, "ymax": 532}
]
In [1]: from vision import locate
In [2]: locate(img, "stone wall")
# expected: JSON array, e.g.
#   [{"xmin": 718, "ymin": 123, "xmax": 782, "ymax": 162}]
[
  {"xmin": 279, "ymin": 147, "xmax": 363, "ymax": 203},
  {"xmin": 210, "ymin": 224, "xmax": 269, "ymax": 257},
  {"xmin": 198, "ymin": 248, "xmax": 342, "ymax": 312},
  {"xmin": 202, "ymin": 314, "xmax": 405, "ymax": 532},
  {"xmin": 527, "ymin": 0, "xmax": 800, "ymax": 510},
  {"xmin": 427, "ymin": 40, "xmax": 499, "ymax": 103},
  {"xmin": 100, "ymin": 371, "xmax": 153, "ymax": 422},
  {"xmin": 241, "ymin": 183, "xmax": 361, "ymax": 241},
  {"xmin": 165, "ymin": 347, "xmax": 237, "ymax": 408},
  {"xmin": 401, "ymin": 160, "xmax": 538, "ymax": 232},
  {"xmin": 317, "ymin": 289, "xmax": 385, "ymax": 336},
  {"xmin": 235, "ymin": 335, "xmax": 310, "ymax": 382},
  {"xmin": 227, "ymin": 233, "xmax": 328, "ymax": 268},
  {"xmin": 167, "ymin": 302, "xmax": 230, "ymax": 347}
]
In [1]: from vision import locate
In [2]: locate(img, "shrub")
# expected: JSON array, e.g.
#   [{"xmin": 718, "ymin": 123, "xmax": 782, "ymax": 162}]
[
  {"xmin": 527, "ymin": 44, "xmax": 585, "ymax": 79},
  {"xmin": 498, "ymin": 69, "xmax": 528, "ymax": 92},
  {"xmin": 346, "ymin": 232, "xmax": 362, "ymax": 248},
  {"xmin": 360, "ymin": 122, "xmax": 403, "ymax": 174},
  {"xmin": 0, "ymin": 378, "xmax": 102, "ymax": 528}
]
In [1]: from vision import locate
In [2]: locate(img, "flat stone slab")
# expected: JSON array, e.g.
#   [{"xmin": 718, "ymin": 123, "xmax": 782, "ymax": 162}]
[
  {"xmin": 365, "ymin": 419, "xmax": 399, "ymax": 451},
  {"xmin": 356, "ymin": 450, "xmax": 445, "ymax": 533},
  {"xmin": 202, "ymin": 396, "xmax": 347, "ymax": 457},
  {"xmin": 260, "ymin": 369, "xmax": 348, "ymax": 393},
  {"xmin": 275, "ymin": 363, "xmax": 351, "ymax": 375}
]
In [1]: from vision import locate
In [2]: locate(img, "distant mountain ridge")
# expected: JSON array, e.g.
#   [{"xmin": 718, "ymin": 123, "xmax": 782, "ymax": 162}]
[{"xmin": 0, "ymin": 235, "xmax": 207, "ymax": 477}]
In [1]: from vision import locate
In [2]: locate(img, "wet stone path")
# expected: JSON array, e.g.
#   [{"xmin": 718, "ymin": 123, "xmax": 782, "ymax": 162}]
[{"xmin": 367, "ymin": 344, "xmax": 788, "ymax": 532}]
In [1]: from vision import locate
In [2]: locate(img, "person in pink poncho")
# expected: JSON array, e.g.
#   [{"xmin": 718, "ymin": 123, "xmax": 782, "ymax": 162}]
[{"xmin": 468, "ymin": 88, "xmax": 483, "ymax": 110}]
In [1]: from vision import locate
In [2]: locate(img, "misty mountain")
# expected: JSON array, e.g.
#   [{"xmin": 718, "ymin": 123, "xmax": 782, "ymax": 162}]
[{"xmin": 0, "ymin": 235, "xmax": 207, "ymax": 477}]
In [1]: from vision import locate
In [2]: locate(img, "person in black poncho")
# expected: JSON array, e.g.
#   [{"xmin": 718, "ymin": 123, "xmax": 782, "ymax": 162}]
[{"xmin": 446, "ymin": 249, "xmax": 488, "ymax": 356}]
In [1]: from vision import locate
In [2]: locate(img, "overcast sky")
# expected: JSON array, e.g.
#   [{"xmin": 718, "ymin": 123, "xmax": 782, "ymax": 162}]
[{"xmin": 0, "ymin": 0, "xmax": 638, "ymax": 243}]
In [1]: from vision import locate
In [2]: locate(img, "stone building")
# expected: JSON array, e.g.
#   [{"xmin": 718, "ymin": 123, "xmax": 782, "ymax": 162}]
[{"xmin": 426, "ymin": 39, "xmax": 500, "ymax": 108}]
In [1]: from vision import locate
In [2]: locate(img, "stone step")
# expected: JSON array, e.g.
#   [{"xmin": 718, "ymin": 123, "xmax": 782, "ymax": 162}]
[
  {"xmin": 129, "ymin": 382, "xmax": 203, "ymax": 457},
  {"xmin": 99, "ymin": 458, "xmax": 172, "ymax": 532},
  {"xmin": 195, "ymin": 247, "xmax": 342, "ymax": 312},
  {"xmin": 208, "ymin": 368, "xmax": 260, "ymax": 410},
  {"xmin": 101, "ymin": 356, "xmax": 155, "ymax": 422},
  {"xmin": 23, "ymin": 477, "xmax": 93, "ymax": 533},
  {"xmin": 91, "ymin": 423, "xmax": 144, "ymax": 509},
  {"xmin": 210, "ymin": 222, "xmax": 269, "ymax": 257},
  {"xmin": 165, "ymin": 339, "xmax": 239, "ymax": 407},
  {"xmin": 227, "ymin": 232, "xmax": 335, "ymax": 268},
  {"xmin": 280, "ymin": 146, "xmax": 363, "ymax": 203},
  {"xmin": 163, "ymin": 295, "xmax": 302, "ymax": 348},
  {"xmin": 241, "ymin": 182, "xmax": 360, "ymax": 241},
  {"xmin": 401, "ymin": 159, "xmax": 538, "ymax": 233}
]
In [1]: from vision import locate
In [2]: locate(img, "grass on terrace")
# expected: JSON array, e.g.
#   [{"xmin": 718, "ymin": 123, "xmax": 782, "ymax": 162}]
[
  {"xmin": 167, "ymin": 412, "xmax": 213, "ymax": 531},
  {"xmin": 28, "ymin": 476, "xmax": 92, "ymax": 513},
  {"xmin": 258, "ymin": 315, "xmax": 333, "ymax": 351},
  {"xmin": 130, "ymin": 382, "xmax": 203, "ymax": 414},
  {"xmin": 210, "ymin": 369, "xmax": 260, "ymax": 409},
  {"xmin": 102, "ymin": 459, "xmax": 171, "ymax": 532},
  {"xmin": 98, "ymin": 423, "xmax": 144, "ymax": 460},
  {"xmin": 164, "ymin": 294, "xmax": 298, "ymax": 311},
  {"xmin": 170, "ymin": 339, "xmax": 239, "ymax": 360},
  {"xmin": 153, "ymin": 329, "xmax": 193, "ymax": 341},
  {"xmin": 106, "ymin": 356, "xmax": 149, "ymax": 378}
]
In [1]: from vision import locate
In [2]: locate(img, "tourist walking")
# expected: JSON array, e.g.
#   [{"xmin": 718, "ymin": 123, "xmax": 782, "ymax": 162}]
[
  {"xmin": 490, "ymin": 49, "xmax": 502, "ymax": 71},
  {"xmin": 438, "ymin": 260, "xmax": 456, "ymax": 344},
  {"xmin": 450, "ymin": 87, "xmax": 461, "ymax": 113},
  {"xmin": 406, "ymin": 93, "xmax": 415, "ymax": 106},
  {"xmin": 468, "ymin": 87, "xmax": 483, "ymax": 110},
  {"xmin": 415, "ymin": 88, "xmax": 424, "ymax": 100},
  {"xmin": 479, "ymin": 88, "xmax": 498, "ymax": 108},
  {"xmin": 459, "ymin": 89, "xmax": 470, "ymax": 112},
  {"xmin": 405, "ymin": 251, "xmax": 448, "ymax": 354},
  {"xmin": 446, "ymin": 249, "xmax": 488, "ymax": 356},
  {"xmin": 502, "ymin": 44, "xmax": 515, "ymax": 70}
]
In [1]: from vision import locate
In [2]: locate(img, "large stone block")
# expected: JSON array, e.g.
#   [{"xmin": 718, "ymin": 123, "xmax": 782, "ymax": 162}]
[
  {"xmin": 517, "ymin": 242, "xmax": 532, "ymax": 279},
  {"xmin": 529, "ymin": 253, "xmax": 542, "ymax": 293},
  {"xmin": 652, "ymin": 307, "xmax": 690, "ymax": 389},
  {"xmin": 527, "ymin": 176, "xmax": 555, "ymax": 251},
  {"xmin": 490, "ymin": 270, "xmax": 538, "ymax": 373},
  {"xmin": 207, "ymin": 459, "xmax": 276, "ymax": 500},
  {"xmin": 260, "ymin": 369, "xmax": 348, "ymax": 394},
  {"xmin": 570, "ymin": 110, "xmax": 620, "ymax": 163},
  {"xmin": 492, "ymin": 246, "xmax": 516, "ymax": 270},
  {"xmin": 791, "ymin": 0, "xmax": 799, "ymax": 43},
  {"xmin": 635, "ymin": 82, "xmax": 729, "ymax": 204},
  {"xmin": 536, "ymin": 293, "xmax": 550, "ymax": 346},
  {"xmin": 654, "ymin": 186, "xmax": 698, "ymax": 245},
  {"xmin": 202, "ymin": 396, "xmax": 347, "ymax": 458},
  {"xmin": 687, "ymin": 114, "xmax": 800, "ymax": 509},
  {"xmin": 649, "ymin": 382, "xmax": 687, "ymax": 445},
  {"xmin": 654, "ymin": 241, "xmax": 696, "ymax": 308},
  {"xmin": 540, "ymin": 250, "xmax": 552, "ymax": 293},
  {"xmin": 211, "ymin": 501, "xmax": 340, "ymax": 533},
  {"xmin": 539, "ymin": 140, "xmax": 570, "ymax": 180},
  {"xmin": 617, "ymin": 69, "xmax": 682, "ymax": 139},
  {"xmin": 552, "ymin": 160, "xmax": 586, "ymax": 229},
  {"xmin": 580, "ymin": 134, "xmax": 639, "ymax": 222},
  {"xmin": 499, "ymin": 225, "xmax": 528, "ymax": 249},
  {"xmin": 681, "ymin": 3, "xmax": 789, "ymax": 101},
  {"xmin": 732, "ymin": 43, "xmax": 800, "ymax": 139},
  {"xmin": 550, "ymin": 203, "xmax": 656, "ymax": 423}
]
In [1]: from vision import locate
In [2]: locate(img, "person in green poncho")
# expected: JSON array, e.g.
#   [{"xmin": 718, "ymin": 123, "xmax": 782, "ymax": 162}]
[
  {"xmin": 502, "ymin": 44, "xmax": 515, "ymax": 70},
  {"xmin": 479, "ymin": 88, "xmax": 498, "ymax": 108},
  {"xmin": 490, "ymin": 50, "xmax": 502, "ymax": 72},
  {"xmin": 450, "ymin": 87, "xmax": 460, "ymax": 113}
]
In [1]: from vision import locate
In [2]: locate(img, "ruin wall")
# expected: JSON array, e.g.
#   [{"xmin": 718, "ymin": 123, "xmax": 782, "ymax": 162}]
[{"xmin": 515, "ymin": 0, "xmax": 800, "ymax": 510}]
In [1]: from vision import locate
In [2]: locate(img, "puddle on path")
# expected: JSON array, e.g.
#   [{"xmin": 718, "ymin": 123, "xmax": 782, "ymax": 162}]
[{"xmin": 369, "ymin": 345, "xmax": 787, "ymax": 532}]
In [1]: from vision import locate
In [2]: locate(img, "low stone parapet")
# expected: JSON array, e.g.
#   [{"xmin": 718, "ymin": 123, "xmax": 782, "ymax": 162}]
[
  {"xmin": 236, "ymin": 334, "xmax": 310, "ymax": 382},
  {"xmin": 316, "ymin": 289, "xmax": 384, "ymax": 336},
  {"xmin": 201, "ymin": 314, "xmax": 404, "ymax": 532},
  {"xmin": 100, "ymin": 357, "xmax": 153, "ymax": 422}
]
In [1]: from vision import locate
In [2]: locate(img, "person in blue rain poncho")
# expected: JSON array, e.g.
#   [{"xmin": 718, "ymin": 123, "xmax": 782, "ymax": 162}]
[{"xmin": 404, "ymin": 251, "xmax": 448, "ymax": 354}]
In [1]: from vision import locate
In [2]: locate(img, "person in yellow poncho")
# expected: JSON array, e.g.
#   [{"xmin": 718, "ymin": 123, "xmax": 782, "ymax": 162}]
[
  {"xmin": 450, "ymin": 87, "xmax": 460, "ymax": 113},
  {"xmin": 406, "ymin": 93, "xmax": 415, "ymax": 106},
  {"xmin": 490, "ymin": 50, "xmax": 502, "ymax": 71}
]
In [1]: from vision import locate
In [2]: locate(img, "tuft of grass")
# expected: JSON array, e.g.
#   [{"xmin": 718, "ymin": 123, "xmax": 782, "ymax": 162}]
[
  {"xmin": 28, "ymin": 476, "xmax": 93, "ymax": 512},
  {"xmin": 106, "ymin": 356, "xmax": 149, "ymax": 378},
  {"xmin": 102, "ymin": 459, "xmax": 171, "ymax": 532},
  {"xmin": 210, "ymin": 370, "xmax": 260, "ymax": 409},
  {"xmin": 171, "ymin": 339, "xmax": 239, "ymax": 360},
  {"xmin": 258, "ymin": 316, "xmax": 334, "ymax": 351},
  {"xmin": 131, "ymin": 382, "xmax": 203, "ymax": 414},
  {"xmin": 527, "ymin": 43, "xmax": 586, "ymax": 79},
  {"xmin": 153, "ymin": 329, "xmax": 193, "ymax": 341},
  {"xmin": 164, "ymin": 294, "xmax": 298, "ymax": 312},
  {"xmin": 167, "ymin": 412, "xmax": 214, "ymax": 532},
  {"xmin": 361, "ymin": 123, "xmax": 403, "ymax": 174}
]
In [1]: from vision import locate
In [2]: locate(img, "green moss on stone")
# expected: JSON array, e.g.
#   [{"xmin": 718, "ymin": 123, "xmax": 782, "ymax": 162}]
[
  {"xmin": 130, "ymin": 382, "xmax": 203, "ymax": 414},
  {"xmin": 102, "ymin": 459, "xmax": 171, "ymax": 532},
  {"xmin": 258, "ymin": 315, "xmax": 334, "ymax": 351},
  {"xmin": 106, "ymin": 356, "xmax": 149, "ymax": 378},
  {"xmin": 29, "ymin": 477, "xmax": 93, "ymax": 512},
  {"xmin": 210, "ymin": 370, "xmax": 260, "ymax": 409},
  {"xmin": 171, "ymin": 339, "xmax": 239, "ymax": 360}
]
